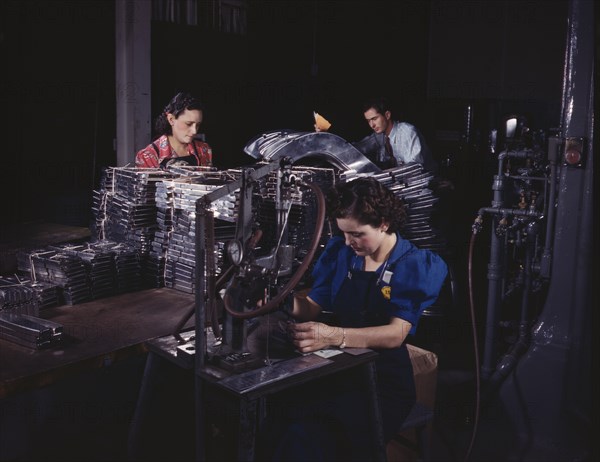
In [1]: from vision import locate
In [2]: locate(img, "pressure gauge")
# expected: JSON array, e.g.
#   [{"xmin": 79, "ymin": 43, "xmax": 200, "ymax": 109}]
[{"xmin": 225, "ymin": 239, "xmax": 244, "ymax": 266}]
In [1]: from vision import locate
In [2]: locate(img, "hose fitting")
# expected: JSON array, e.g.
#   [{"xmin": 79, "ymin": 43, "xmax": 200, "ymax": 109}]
[{"xmin": 472, "ymin": 215, "xmax": 484, "ymax": 234}]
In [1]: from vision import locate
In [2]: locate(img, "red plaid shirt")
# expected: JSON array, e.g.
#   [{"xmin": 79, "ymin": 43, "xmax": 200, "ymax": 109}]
[{"xmin": 135, "ymin": 134, "xmax": 213, "ymax": 168}]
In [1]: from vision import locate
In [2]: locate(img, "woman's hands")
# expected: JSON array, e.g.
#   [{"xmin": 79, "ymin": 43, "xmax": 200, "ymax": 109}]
[
  {"xmin": 287, "ymin": 321, "xmax": 343, "ymax": 353},
  {"xmin": 288, "ymin": 317, "xmax": 412, "ymax": 353}
]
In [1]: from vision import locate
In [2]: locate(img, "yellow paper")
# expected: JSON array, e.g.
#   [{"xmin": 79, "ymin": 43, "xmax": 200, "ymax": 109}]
[{"xmin": 313, "ymin": 111, "xmax": 332, "ymax": 131}]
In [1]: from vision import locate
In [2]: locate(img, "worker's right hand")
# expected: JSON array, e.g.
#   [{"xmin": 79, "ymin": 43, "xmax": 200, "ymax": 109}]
[{"xmin": 288, "ymin": 321, "xmax": 340, "ymax": 353}]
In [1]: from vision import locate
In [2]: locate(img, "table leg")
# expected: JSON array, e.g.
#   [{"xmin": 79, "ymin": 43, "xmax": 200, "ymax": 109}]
[
  {"xmin": 237, "ymin": 398, "xmax": 259, "ymax": 461},
  {"xmin": 127, "ymin": 352, "xmax": 159, "ymax": 460}
]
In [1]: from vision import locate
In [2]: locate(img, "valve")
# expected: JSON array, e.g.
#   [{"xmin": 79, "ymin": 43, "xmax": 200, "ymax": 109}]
[
  {"xmin": 496, "ymin": 216, "xmax": 508, "ymax": 237},
  {"xmin": 472, "ymin": 215, "xmax": 484, "ymax": 234}
]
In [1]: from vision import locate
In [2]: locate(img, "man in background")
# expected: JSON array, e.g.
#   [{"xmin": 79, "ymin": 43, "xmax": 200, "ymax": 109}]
[{"xmin": 317, "ymin": 97, "xmax": 438, "ymax": 173}]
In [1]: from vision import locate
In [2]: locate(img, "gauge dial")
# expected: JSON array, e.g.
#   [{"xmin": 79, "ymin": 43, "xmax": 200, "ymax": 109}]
[{"xmin": 225, "ymin": 239, "xmax": 244, "ymax": 265}]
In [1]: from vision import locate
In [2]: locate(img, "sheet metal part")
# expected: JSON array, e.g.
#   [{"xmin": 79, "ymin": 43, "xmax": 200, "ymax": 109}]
[
  {"xmin": 158, "ymin": 172, "xmax": 240, "ymax": 292},
  {"xmin": 0, "ymin": 276, "xmax": 43, "ymax": 316},
  {"xmin": 0, "ymin": 312, "xmax": 63, "ymax": 349},
  {"xmin": 244, "ymin": 130, "xmax": 381, "ymax": 174},
  {"xmin": 16, "ymin": 249, "xmax": 91, "ymax": 306}
]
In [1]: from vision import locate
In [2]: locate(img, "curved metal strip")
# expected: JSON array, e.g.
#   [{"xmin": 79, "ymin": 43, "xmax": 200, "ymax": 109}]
[{"xmin": 244, "ymin": 129, "xmax": 382, "ymax": 174}]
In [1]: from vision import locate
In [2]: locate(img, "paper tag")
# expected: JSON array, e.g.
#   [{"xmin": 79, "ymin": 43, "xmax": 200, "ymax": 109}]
[
  {"xmin": 382, "ymin": 270, "xmax": 393, "ymax": 283},
  {"xmin": 312, "ymin": 349, "xmax": 344, "ymax": 358}
]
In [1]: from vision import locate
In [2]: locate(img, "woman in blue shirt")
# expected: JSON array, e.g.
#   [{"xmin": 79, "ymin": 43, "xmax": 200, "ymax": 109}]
[{"xmin": 259, "ymin": 177, "xmax": 447, "ymax": 460}]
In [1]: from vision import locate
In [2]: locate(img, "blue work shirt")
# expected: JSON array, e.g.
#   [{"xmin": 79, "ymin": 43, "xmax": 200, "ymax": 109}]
[{"xmin": 309, "ymin": 233, "xmax": 448, "ymax": 334}]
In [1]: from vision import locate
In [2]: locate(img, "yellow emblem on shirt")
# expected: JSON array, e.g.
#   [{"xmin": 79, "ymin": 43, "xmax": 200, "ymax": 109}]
[{"xmin": 381, "ymin": 286, "xmax": 391, "ymax": 300}]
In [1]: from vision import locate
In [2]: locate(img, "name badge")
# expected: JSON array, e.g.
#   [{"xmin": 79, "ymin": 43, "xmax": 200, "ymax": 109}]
[{"xmin": 382, "ymin": 270, "xmax": 393, "ymax": 284}]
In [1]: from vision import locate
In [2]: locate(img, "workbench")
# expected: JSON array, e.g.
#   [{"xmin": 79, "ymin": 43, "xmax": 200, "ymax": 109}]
[
  {"xmin": 0, "ymin": 287, "xmax": 195, "ymax": 398},
  {"xmin": 131, "ymin": 318, "xmax": 387, "ymax": 462},
  {"xmin": 0, "ymin": 284, "xmax": 387, "ymax": 461}
]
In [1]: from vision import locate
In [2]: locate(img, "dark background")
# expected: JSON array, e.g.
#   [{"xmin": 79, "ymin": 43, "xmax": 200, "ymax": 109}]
[{"xmin": 0, "ymin": 0, "xmax": 567, "ymax": 230}]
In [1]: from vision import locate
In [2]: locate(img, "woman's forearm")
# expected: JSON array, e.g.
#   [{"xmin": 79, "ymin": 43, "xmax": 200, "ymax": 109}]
[{"xmin": 292, "ymin": 291, "xmax": 322, "ymax": 321}]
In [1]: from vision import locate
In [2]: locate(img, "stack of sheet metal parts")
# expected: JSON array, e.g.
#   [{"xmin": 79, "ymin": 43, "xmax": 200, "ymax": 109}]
[
  {"xmin": 0, "ymin": 275, "xmax": 58, "ymax": 313},
  {"xmin": 91, "ymin": 167, "xmax": 176, "ymax": 256},
  {"xmin": 49, "ymin": 243, "xmax": 112, "ymax": 299},
  {"xmin": 0, "ymin": 311, "xmax": 63, "ymax": 349},
  {"xmin": 91, "ymin": 166, "xmax": 235, "ymax": 290},
  {"xmin": 51, "ymin": 241, "xmax": 129, "ymax": 299},
  {"xmin": 15, "ymin": 240, "xmax": 145, "ymax": 304},
  {"xmin": 0, "ymin": 276, "xmax": 39, "ymax": 316},
  {"xmin": 155, "ymin": 172, "xmax": 239, "ymax": 293},
  {"xmin": 111, "ymin": 242, "xmax": 143, "ymax": 294},
  {"xmin": 16, "ymin": 248, "xmax": 91, "ymax": 305}
]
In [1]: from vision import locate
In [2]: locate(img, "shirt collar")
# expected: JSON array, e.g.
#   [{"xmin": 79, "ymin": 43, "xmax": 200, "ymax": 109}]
[{"xmin": 388, "ymin": 232, "xmax": 413, "ymax": 264}]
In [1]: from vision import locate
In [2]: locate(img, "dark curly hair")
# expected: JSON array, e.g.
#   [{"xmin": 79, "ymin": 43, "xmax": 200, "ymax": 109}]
[
  {"xmin": 361, "ymin": 96, "xmax": 392, "ymax": 116},
  {"xmin": 154, "ymin": 92, "xmax": 204, "ymax": 136},
  {"xmin": 327, "ymin": 177, "xmax": 407, "ymax": 233}
]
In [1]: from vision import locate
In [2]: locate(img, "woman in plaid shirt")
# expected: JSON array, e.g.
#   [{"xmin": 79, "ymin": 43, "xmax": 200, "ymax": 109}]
[{"xmin": 135, "ymin": 92, "xmax": 212, "ymax": 168}]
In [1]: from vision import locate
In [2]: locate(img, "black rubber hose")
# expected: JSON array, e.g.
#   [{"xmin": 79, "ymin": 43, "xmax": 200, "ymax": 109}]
[
  {"xmin": 464, "ymin": 231, "xmax": 481, "ymax": 462},
  {"xmin": 172, "ymin": 265, "xmax": 235, "ymax": 343}
]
